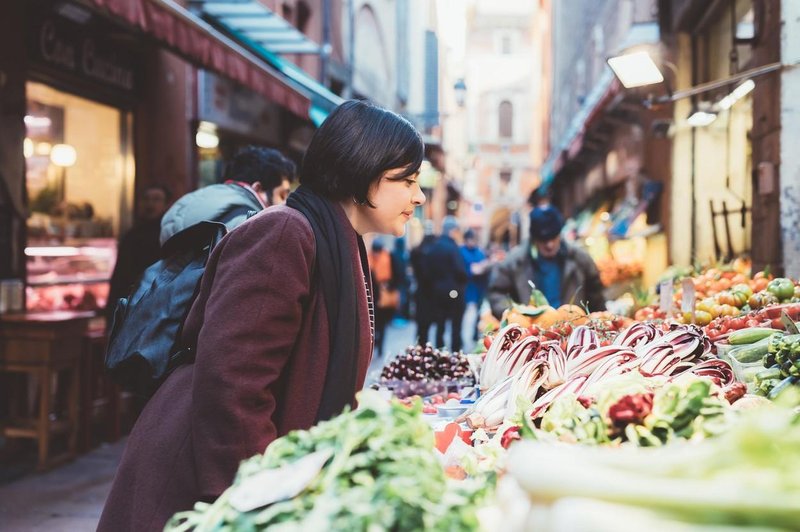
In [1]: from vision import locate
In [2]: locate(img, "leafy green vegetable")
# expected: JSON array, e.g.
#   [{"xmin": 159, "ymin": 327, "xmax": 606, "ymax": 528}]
[
  {"xmin": 508, "ymin": 399, "xmax": 800, "ymax": 529},
  {"xmin": 166, "ymin": 391, "xmax": 491, "ymax": 532}
]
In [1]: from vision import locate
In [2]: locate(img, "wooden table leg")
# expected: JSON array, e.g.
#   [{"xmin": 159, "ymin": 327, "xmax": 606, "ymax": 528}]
[
  {"xmin": 67, "ymin": 364, "xmax": 79, "ymax": 457},
  {"xmin": 37, "ymin": 366, "xmax": 51, "ymax": 471}
]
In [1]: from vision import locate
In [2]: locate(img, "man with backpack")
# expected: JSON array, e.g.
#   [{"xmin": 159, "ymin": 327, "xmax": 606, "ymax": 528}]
[
  {"xmin": 160, "ymin": 146, "xmax": 296, "ymax": 240},
  {"xmin": 105, "ymin": 146, "xmax": 295, "ymax": 396}
]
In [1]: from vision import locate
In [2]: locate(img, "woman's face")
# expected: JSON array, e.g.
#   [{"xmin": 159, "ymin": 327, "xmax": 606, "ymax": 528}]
[{"xmin": 359, "ymin": 167, "xmax": 426, "ymax": 236}]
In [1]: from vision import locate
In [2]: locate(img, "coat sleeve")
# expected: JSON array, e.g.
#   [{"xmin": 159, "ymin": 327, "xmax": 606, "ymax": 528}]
[
  {"xmin": 189, "ymin": 213, "xmax": 315, "ymax": 497},
  {"xmin": 487, "ymin": 257, "xmax": 517, "ymax": 319}
]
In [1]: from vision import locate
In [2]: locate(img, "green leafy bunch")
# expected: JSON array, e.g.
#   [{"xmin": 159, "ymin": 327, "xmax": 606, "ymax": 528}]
[{"xmin": 167, "ymin": 391, "xmax": 490, "ymax": 532}]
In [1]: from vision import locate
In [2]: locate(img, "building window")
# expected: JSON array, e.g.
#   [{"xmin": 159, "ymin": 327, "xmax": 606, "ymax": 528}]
[
  {"xmin": 499, "ymin": 170, "xmax": 512, "ymax": 183},
  {"xmin": 499, "ymin": 100, "xmax": 513, "ymax": 139}
]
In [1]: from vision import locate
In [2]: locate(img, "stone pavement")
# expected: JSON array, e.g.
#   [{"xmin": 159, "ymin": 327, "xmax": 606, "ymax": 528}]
[{"xmin": 0, "ymin": 439, "xmax": 125, "ymax": 531}]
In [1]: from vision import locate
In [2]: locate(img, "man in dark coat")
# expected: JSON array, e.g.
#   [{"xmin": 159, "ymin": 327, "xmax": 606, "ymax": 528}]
[
  {"xmin": 106, "ymin": 184, "xmax": 170, "ymax": 324},
  {"xmin": 410, "ymin": 221, "xmax": 437, "ymax": 344},
  {"xmin": 488, "ymin": 205, "xmax": 606, "ymax": 318},
  {"xmin": 426, "ymin": 216, "xmax": 468, "ymax": 352}
]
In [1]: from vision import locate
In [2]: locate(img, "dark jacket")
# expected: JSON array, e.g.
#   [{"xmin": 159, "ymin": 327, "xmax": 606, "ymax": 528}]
[
  {"xmin": 425, "ymin": 235, "xmax": 468, "ymax": 307},
  {"xmin": 106, "ymin": 217, "xmax": 162, "ymax": 320},
  {"xmin": 410, "ymin": 235, "xmax": 437, "ymax": 321},
  {"xmin": 487, "ymin": 241, "xmax": 605, "ymax": 318},
  {"xmin": 97, "ymin": 205, "xmax": 373, "ymax": 532}
]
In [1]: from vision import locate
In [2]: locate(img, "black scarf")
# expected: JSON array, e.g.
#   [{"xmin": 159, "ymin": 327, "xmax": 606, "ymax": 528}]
[{"xmin": 286, "ymin": 186, "xmax": 368, "ymax": 422}]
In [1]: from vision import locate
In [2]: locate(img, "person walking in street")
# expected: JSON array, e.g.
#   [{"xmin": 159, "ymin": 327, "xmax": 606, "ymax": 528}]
[
  {"xmin": 98, "ymin": 100, "xmax": 426, "ymax": 532},
  {"xmin": 488, "ymin": 205, "xmax": 606, "ymax": 319},
  {"xmin": 426, "ymin": 216, "xmax": 468, "ymax": 352},
  {"xmin": 106, "ymin": 184, "xmax": 171, "ymax": 322},
  {"xmin": 410, "ymin": 220, "xmax": 437, "ymax": 344},
  {"xmin": 368, "ymin": 238, "xmax": 400, "ymax": 359},
  {"xmin": 460, "ymin": 228, "xmax": 489, "ymax": 343}
]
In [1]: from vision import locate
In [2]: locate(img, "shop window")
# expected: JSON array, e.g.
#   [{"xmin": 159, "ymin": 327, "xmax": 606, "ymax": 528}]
[
  {"xmin": 24, "ymin": 81, "xmax": 133, "ymax": 312},
  {"xmin": 499, "ymin": 100, "xmax": 513, "ymax": 139}
]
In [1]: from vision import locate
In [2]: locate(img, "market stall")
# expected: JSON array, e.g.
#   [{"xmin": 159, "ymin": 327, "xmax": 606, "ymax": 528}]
[{"xmin": 162, "ymin": 265, "xmax": 800, "ymax": 531}]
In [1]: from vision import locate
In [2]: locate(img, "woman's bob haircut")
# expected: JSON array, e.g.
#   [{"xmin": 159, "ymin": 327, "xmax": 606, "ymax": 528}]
[{"xmin": 299, "ymin": 100, "xmax": 424, "ymax": 206}]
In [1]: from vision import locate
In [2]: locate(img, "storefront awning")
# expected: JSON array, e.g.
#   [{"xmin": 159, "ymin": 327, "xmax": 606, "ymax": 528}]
[
  {"xmin": 84, "ymin": 0, "xmax": 313, "ymax": 121},
  {"xmin": 540, "ymin": 22, "xmax": 660, "ymax": 190},
  {"xmin": 192, "ymin": 0, "xmax": 343, "ymax": 126}
]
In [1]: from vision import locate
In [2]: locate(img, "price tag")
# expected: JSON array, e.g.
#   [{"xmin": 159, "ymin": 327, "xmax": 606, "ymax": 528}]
[
  {"xmin": 659, "ymin": 279, "xmax": 673, "ymax": 313},
  {"xmin": 681, "ymin": 278, "xmax": 696, "ymax": 319},
  {"xmin": 229, "ymin": 449, "xmax": 333, "ymax": 513}
]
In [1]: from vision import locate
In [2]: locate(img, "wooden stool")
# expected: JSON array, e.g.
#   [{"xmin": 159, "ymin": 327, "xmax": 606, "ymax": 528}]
[{"xmin": 0, "ymin": 311, "xmax": 92, "ymax": 470}]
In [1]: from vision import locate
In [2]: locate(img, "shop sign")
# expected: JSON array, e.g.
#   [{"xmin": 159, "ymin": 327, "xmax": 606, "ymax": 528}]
[
  {"xmin": 198, "ymin": 71, "xmax": 280, "ymax": 144},
  {"xmin": 30, "ymin": 16, "xmax": 137, "ymax": 93}
]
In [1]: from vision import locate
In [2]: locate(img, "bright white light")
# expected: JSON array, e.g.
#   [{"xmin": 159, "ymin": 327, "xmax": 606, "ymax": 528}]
[
  {"xmin": 196, "ymin": 121, "xmax": 219, "ymax": 149},
  {"xmin": 687, "ymin": 111, "xmax": 717, "ymax": 127},
  {"xmin": 607, "ymin": 51, "xmax": 664, "ymax": 88},
  {"xmin": 23, "ymin": 138, "xmax": 34, "ymax": 158},
  {"xmin": 718, "ymin": 79, "xmax": 755, "ymax": 110},
  {"xmin": 24, "ymin": 115, "xmax": 52, "ymax": 128},
  {"xmin": 50, "ymin": 144, "xmax": 77, "ymax": 167},
  {"xmin": 25, "ymin": 246, "xmax": 81, "ymax": 257}
]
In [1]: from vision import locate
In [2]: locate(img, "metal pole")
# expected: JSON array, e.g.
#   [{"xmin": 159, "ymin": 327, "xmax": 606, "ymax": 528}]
[
  {"xmin": 321, "ymin": 0, "xmax": 331, "ymax": 84},
  {"xmin": 345, "ymin": 0, "xmax": 355, "ymax": 98}
]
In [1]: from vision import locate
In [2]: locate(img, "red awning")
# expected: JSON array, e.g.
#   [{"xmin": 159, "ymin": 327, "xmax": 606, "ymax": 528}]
[{"xmin": 86, "ymin": 0, "xmax": 311, "ymax": 119}]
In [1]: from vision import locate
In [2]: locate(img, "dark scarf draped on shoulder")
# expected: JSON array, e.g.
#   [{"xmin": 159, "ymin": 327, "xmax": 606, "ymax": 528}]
[{"xmin": 286, "ymin": 185, "xmax": 369, "ymax": 422}]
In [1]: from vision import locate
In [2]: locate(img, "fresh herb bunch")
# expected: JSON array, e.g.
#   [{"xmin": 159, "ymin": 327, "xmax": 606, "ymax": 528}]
[{"xmin": 167, "ymin": 391, "xmax": 490, "ymax": 532}]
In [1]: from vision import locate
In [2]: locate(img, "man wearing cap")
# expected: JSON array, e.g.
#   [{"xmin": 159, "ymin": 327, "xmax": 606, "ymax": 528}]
[{"xmin": 488, "ymin": 205, "xmax": 605, "ymax": 319}]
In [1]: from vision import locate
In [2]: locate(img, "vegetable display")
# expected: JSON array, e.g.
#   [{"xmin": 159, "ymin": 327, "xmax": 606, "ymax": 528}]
[
  {"xmin": 463, "ymin": 322, "xmax": 738, "ymax": 431},
  {"xmin": 167, "ymin": 391, "xmax": 490, "ymax": 532},
  {"xmin": 521, "ymin": 374, "xmax": 736, "ymax": 447},
  {"xmin": 503, "ymin": 399, "xmax": 800, "ymax": 530},
  {"xmin": 754, "ymin": 333, "xmax": 800, "ymax": 398}
]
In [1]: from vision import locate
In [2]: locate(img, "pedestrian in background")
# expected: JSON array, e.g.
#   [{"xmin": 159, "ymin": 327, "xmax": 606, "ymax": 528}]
[
  {"xmin": 106, "ymin": 184, "xmax": 171, "ymax": 324},
  {"xmin": 460, "ymin": 228, "xmax": 489, "ymax": 343},
  {"xmin": 98, "ymin": 100, "xmax": 426, "ymax": 532},
  {"xmin": 426, "ymin": 216, "xmax": 468, "ymax": 352},
  {"xmin": 410, "ymin": 220, "xmax": 437, "ymax": 344},
  {"xmin": 488, "ymin": 204, "xmax": 605, "ymax": 319},
  {"xmin": 368, "ymin": 238, "xmax": 399, "ymax": 358},
  {"xmin": 391, "ymin": 237, "xmax": 411, "ymax": 321}
]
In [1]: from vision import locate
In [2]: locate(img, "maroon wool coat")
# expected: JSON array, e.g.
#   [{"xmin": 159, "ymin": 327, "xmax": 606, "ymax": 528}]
[{"xmin": 98, "ymin": 205, "xmax": 373, "ymax": 532}]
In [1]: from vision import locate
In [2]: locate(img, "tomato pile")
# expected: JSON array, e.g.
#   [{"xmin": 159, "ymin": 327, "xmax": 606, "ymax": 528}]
[{"xmin": 703, "ymin": 303, "xmax": 800, "ymax": 341}]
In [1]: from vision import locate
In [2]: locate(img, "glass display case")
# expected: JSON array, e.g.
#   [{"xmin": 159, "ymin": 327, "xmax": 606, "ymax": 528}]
[
  {"xmin": 25, "ymin": 236, "xmax": 116, "ymax": 313},
  {"xmin": 23, "ymin": 81, "xmax": 132, "ymax": 313}
]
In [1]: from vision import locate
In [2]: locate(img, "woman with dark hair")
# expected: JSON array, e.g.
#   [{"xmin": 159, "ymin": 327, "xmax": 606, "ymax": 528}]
[{"xmin": 98, "ymin": 100, "xmax": 425, "ymax": 531}]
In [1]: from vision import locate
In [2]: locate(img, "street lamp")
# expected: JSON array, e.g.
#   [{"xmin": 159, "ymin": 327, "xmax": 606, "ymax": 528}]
[
  {"xmin": 50, "ymin": 143, "xmax": 77, "ymax": 203},
  {"xmin": 607, "ymin": 50, "xmax": 664, "ymax": 88},
  {"xmin": 453, "ymin": 79, "xmax": 467, "ymax": 107}
]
